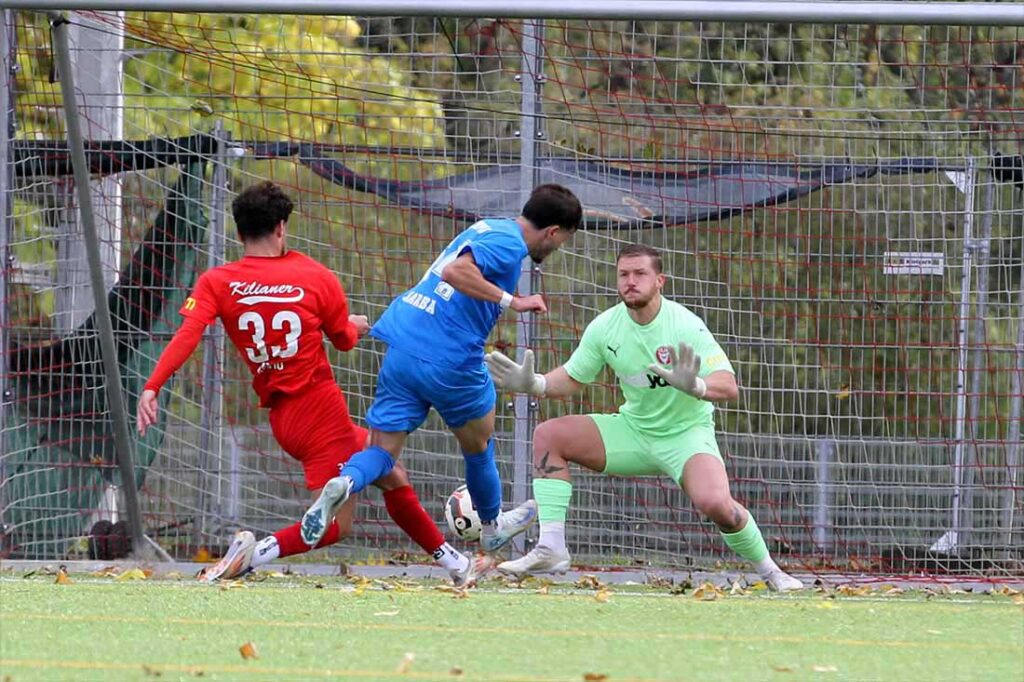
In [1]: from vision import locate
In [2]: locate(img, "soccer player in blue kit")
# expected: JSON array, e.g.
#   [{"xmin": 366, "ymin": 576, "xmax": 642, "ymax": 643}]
[{"xmin": 300, "ymin": 184, "xmax": 583, "ymax": 574}]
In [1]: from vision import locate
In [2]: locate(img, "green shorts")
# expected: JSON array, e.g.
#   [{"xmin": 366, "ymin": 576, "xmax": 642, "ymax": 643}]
[{"xmin": 590, "ymin": 413, "xmax": 723, "ymax": 484}]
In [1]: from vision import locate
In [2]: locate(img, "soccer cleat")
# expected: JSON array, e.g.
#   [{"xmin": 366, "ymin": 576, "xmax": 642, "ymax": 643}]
[
  {"xmin": 198, "ymin": 530, "xmax": 256, "ymax": 582},
  {"xmin": 449, "ymin": 553, "xmax": 497, "ymax": 589},
  {"xmin": 497, "ymin": 545, "xmax": 571, "ymax": 578},
  {"xmin": 301, "ymin": 476, "xmax": 351, "ymax": 546},
  {"xmin": 479, "ymin": 499, "xmax": 538, "ymax": 553},
  {"xmin": 763, "ymin": 569, "xmax": 804, "ymax": 592}
]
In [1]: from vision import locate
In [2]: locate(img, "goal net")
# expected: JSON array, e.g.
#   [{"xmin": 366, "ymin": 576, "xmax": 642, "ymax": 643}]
[{"xmin": 2, "ymin": 10, "xmax": 1022, "ymax": 576}]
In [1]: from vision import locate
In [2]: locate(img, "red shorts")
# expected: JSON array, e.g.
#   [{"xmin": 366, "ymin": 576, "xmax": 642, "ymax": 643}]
[{"xmin": 268, "ymin": 381, "xmax": 368, "ymax": 491}]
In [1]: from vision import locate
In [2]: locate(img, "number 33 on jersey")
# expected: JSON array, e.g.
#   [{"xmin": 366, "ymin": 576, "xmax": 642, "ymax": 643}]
[{"xmin": 181, "ymin": 251, "xmax": 362, "ymax": 407}]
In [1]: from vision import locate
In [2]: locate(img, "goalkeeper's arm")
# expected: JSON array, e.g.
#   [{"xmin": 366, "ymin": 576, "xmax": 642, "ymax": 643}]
[{"xmin": 485, "ymin": 350, "xmax": 585, "ymax": 399}]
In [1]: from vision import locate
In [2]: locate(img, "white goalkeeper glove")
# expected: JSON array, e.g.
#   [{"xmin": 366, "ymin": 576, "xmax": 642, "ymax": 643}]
[
  {"xmin": 647, "ymin": 342, "xmax": 707, "ymax": 399},
  {"xmin": 485, "ymin": 349, "xmax": 547, "ymax": 396}
]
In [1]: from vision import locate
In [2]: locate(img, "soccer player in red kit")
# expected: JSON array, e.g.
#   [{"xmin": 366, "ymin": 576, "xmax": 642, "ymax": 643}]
[{"xmin": 137, "ymin": 181, "xmax": 490, "ymax": 585}]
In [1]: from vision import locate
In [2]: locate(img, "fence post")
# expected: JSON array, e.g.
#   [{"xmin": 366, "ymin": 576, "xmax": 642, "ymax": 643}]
[
  {"xmin": 512, "ymin": 18, "xmax": 544, "ymax": 557},
  {"xmin": 0, "ymin": 10, "xmax": 12, "ymax": 531},
  {"xmin": 194, "ymin": 121, "xmax": 230, "ymax": 546},
  {"xmin": 48, "ymin": 10, "xmax": 168, "ymax": 561}
]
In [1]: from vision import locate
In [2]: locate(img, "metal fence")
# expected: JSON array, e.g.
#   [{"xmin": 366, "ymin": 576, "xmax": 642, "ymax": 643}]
[{"xmin": 1, "ymin": 2, "xmax": 1022, "ymax": 575}]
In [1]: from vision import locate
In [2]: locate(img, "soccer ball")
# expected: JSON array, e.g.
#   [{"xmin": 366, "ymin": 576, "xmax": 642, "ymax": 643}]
[{"xmin": 444, "ymin": 485, "xmax": 482, "ymax": 542}]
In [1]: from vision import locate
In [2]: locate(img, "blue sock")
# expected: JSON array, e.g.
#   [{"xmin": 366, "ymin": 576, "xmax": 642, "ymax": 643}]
[
  {"xmin": 339, "ymin": 445, "xmax": 394, "ymax": 494},
  {"xmin": 463, "ymin": 440, "xmax": 501, "ymax": 523}
]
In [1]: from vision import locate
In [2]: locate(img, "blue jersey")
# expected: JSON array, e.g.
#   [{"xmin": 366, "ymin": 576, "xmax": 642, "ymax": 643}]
[{"xmin": 371, "ymin": 219, "xmax": 527, "ymax": 367}]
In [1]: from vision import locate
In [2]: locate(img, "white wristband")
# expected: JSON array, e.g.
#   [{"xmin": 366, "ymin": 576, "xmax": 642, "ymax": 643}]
[
  {"xmin": 499, "ymin": 291, "xmax": 514, "ymax": 309},
  {"xmin": 533, "ymin": 373, "xmax": 547, "ymax": 397},
  {"xmin": 692, "ymin": 377, "xmax": 707, "ymax": 399}
]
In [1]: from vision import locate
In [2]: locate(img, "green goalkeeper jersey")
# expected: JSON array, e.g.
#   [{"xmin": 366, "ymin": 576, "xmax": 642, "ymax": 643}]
[{"xmin": 563, "ymin": 298, "xmax": 734, "ymax": 437}]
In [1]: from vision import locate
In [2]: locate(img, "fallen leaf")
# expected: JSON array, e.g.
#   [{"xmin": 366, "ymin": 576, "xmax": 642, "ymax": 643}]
[
  {"xmin": 396, "ymin": 652, "xmax": 415, "ymax": 674},
  {"xmin": 836, "ymin": 584, "xmax": 870, "ymax": 597},
  {"xmin": 239, "ymin": 642, "xmax": 259, "ymax": 660},
  {"xmin": 729, "ymin": 580, "xmax": 748, "ymax": 596},
  {"xmin": 772, "ymin": 665, "xmax": 794, "ymax": 673},
  {"xmin": 535, "ymin": 585, "xmax": 550, "ymax": 595},
  {"xmin": 193, "ymin": 547, "xmax": 212, "ymax": 563},
  {"xmin": 115, "ymin": 568, "xmax": 148, "ymax": 581},
  {"xmin": 645, "ymin": 575, "xmax": 673, "ymax": 589},
  {"xmin": 575, "ymin": 575, "xmax": 605, "ymax": 590},
  {"xmin": 374, "ymin": 610, "xmax": 400, "ymax": 617},
  {"xmin": 142, "ymin": 664, "xmax": 163, "ymax": 677},
  {"xmin": 594, "ymin": 588, "xmax": 612, "ymax": 603},
  {"xmin": 219, "ymin": 580, "xmax": 248, "ymax": 591},
  {"xmin": 583, "ymin": 674, "xmax": 609, "ymax": 681},
  {"xmin": 142, "ymin": 568, "xmax": 155, "ymax": 578},
  {"xmin": 90, "ymin": 565, "xmax": 121, "ymax": 578},
  {"xmin": 880, "ymin": 585, "xmax": 904, "ymax": 596},
  {"xmin": 748, "ymin": 580, "xmax": 768, "ymax": 591},
  {"xmin": 812, "ymin": 665, "xmax": 838, "ymax": 673},
  {"xmin": 999, "ymin": 586, "xmax": 1021, "ymax": 597},
  {"xmin": 1013, "ymin": 594, "xmax": 1024, "ymax": 605},
  {"xmin": 816, "ymin": 601, "xmax": 838, "ymax": 609},
  {"xmin": 692, "ymin": 582, "xmax": 724, "ymax": 601},
  {"xmin": 449, "ymin": 667, "xmax": 463, "ymax": 676},
  {"xmin": 925, "ymin": 629, "xmax": 943, "ymax": 635},
  {"xmin": 55, "ymin": 567, "xmax": 73, "ymax": 585},
  {"xmin": 164, "ymin": 572, "xmax": 184, "ymax": 581},
  {"xmin": 451, "ymin": 588, "xmax": 469, "ymax": 600}
]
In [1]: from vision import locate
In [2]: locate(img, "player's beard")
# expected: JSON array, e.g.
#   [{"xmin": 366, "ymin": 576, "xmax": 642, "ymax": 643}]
[
  {"xmin": 528, "ymin": 243, "xmax": 554, "ymax": 264},
  {"xmin": 620, "ymin": 287, "xmax": 656, "ymax": 309}
]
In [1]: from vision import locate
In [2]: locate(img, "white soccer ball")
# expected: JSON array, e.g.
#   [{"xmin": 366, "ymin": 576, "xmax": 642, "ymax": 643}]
[{"xmin": 444, "ymin": 485, "xmax": 482, "ymax": 542}]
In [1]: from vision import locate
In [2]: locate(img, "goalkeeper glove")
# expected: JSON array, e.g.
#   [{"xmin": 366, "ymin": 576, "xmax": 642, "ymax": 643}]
[
  {"xmin": 647, "ymin": 342, "xmax": 707, "ymax": 399},
  {"xmin": 485, "ymin": 349, "xmax": 547, "ymax": 396}
]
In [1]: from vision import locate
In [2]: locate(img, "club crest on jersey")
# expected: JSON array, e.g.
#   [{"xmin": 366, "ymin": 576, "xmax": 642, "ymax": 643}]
[
  {"xmin": 655, "ymin": 345, "xmax": 673, "ymax": 364},
  {"xmin": 230, "ymin": 281, "xmax": 305, "ymax": 305}
]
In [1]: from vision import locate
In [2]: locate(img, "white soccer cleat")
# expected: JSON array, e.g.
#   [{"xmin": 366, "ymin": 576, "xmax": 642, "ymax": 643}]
[
  {"xmin": 449, "ymin": 553, "xmax": 497, "ymax": 589},
  {"xmin": 479, "ymin": 499, "xmax": 538, "ymax": 553},
  {"xmin": 763, "ymin": 569, "xmax": 804, "ymax": 592},
  {"xmin": 301, "ymin": 476, "xmax": 351, "ymax": 546},
  {"xmin": 198, "ymin": 530, "xmax": 256, "ymax": 582},
  {"xmin": 497, "ymin": 545, "xmax": 571, "ymax": 579}
]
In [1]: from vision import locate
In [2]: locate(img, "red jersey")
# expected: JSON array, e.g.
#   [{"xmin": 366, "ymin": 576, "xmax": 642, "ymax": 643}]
[{"xmin": 146, "ymin": 250, "xmax": 359, "ymax": 408}]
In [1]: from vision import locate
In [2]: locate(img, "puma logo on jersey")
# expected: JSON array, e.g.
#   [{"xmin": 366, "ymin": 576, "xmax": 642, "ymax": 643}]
[
  {"xmin": 230, "ymin": 281, "xmax": 305, "ymax": 305},
  {"xmin": 607, "ymin": 344, "xmax": 620, "ymax": 357}
]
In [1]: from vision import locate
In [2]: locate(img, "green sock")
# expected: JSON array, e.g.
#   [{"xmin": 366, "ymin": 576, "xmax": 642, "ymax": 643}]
[
  {"xmin": 533, "ymin": 478, "xmax": 572, "ymax": 523},
  {"xmin": 720, "ymin": 513, "xmax": 769, "ymax": 563}
]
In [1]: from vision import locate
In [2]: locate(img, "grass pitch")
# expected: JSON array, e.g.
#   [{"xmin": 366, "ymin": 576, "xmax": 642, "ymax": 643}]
[{"xmin": 0, "ymin": 570, "xmax": 1021, "ymax": 681}]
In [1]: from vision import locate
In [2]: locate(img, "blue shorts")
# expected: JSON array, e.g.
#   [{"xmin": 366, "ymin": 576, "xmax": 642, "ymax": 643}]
[{"xmin": 366, "ymin": 346, "xmax": 496, "ymax": 433}]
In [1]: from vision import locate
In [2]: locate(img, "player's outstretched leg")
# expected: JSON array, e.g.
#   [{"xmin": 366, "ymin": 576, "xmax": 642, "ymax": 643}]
[
  {"xmin": 199, "ymin": 530, "xmax": 257, "ymax": 582},
  {"xmin": 378, "ymin": 474, "xmax": 495, "ymax": 587},
  {"xmin": 301, "ymin": 444, "xmax": 395, "ymax": 546},
  {"xmin": 683, "ymin": 454, "xmax": 803, "ymax": 592},
  {"xmin": 498, "ymin": 416, "xmax": 610, "ymax": 578},
  {"xmin": 462, "ymin": 438, "xmax": 538, "ymax": 552}
]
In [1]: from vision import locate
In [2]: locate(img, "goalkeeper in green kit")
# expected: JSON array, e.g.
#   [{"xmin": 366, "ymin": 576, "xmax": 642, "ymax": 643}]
[{"xmin": 485, "ymin": 244, "xmax": 803, "ymax": 591}]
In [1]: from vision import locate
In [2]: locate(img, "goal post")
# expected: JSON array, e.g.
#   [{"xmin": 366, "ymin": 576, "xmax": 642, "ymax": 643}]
[{"xmin": 1, "ymin": 4, "xmax": 1022, "ymax": 576}]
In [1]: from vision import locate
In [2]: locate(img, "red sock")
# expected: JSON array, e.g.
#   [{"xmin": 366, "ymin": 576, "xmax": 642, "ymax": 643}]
[
  {"xmin": 384, "ymin": 485, "xmax": 444, "ymax": 554},
  {"xmin": 272, "ymin": 520, "xmax": 341, "ymax": 558}
]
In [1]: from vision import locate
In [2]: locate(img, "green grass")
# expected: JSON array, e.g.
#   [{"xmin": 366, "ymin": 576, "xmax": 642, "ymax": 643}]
[{"xmin": 0, "ymin": 574, "xmax": 1021, "ymax": 681}]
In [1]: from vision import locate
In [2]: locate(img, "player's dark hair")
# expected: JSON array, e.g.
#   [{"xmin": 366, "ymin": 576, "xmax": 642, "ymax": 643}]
[
  {"xmin": 616, "ymin": 243, "xmax": 662, "ymax": 273},
  {"xmin": 232, "ymin": 181, "xmax": 294, "ymax": 241},
  {"xmin": 521, "ymin": 183, "xmax": 583, "ymax": 232}
]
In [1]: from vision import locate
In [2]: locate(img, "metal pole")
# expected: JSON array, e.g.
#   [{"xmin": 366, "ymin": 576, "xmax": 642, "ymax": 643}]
[
  {"xmin": 813, "ymin": 439, "xmax": 834, "ymax": 553},
  {"xmin": 934, "ymin": 157, "xmax": 976, "ymax": 554},
  {"xmin": 48, "ymin": 11, "xmax": 167, "ymax": 561},
  {"xmin": 965, "ymin": 169, "xmax": 996, "ymax": 552},
  {"xmin": 511, "ymin": 19, "xmax": 543, "ymax": 558},
  {"xmin": 193, "ymin": 121, "xmax": 228, "ymax": 545},
  {"xmin": 0, "ymin": 9, "xmax": 13, "ymax": 503},
  {"xmin": 3, "ymin": 2, "xmax": 1023, "ymax": 25},
  {"xmin": 1003, "ymin": 229, "xmax": 1024, "ymax": 555}
]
